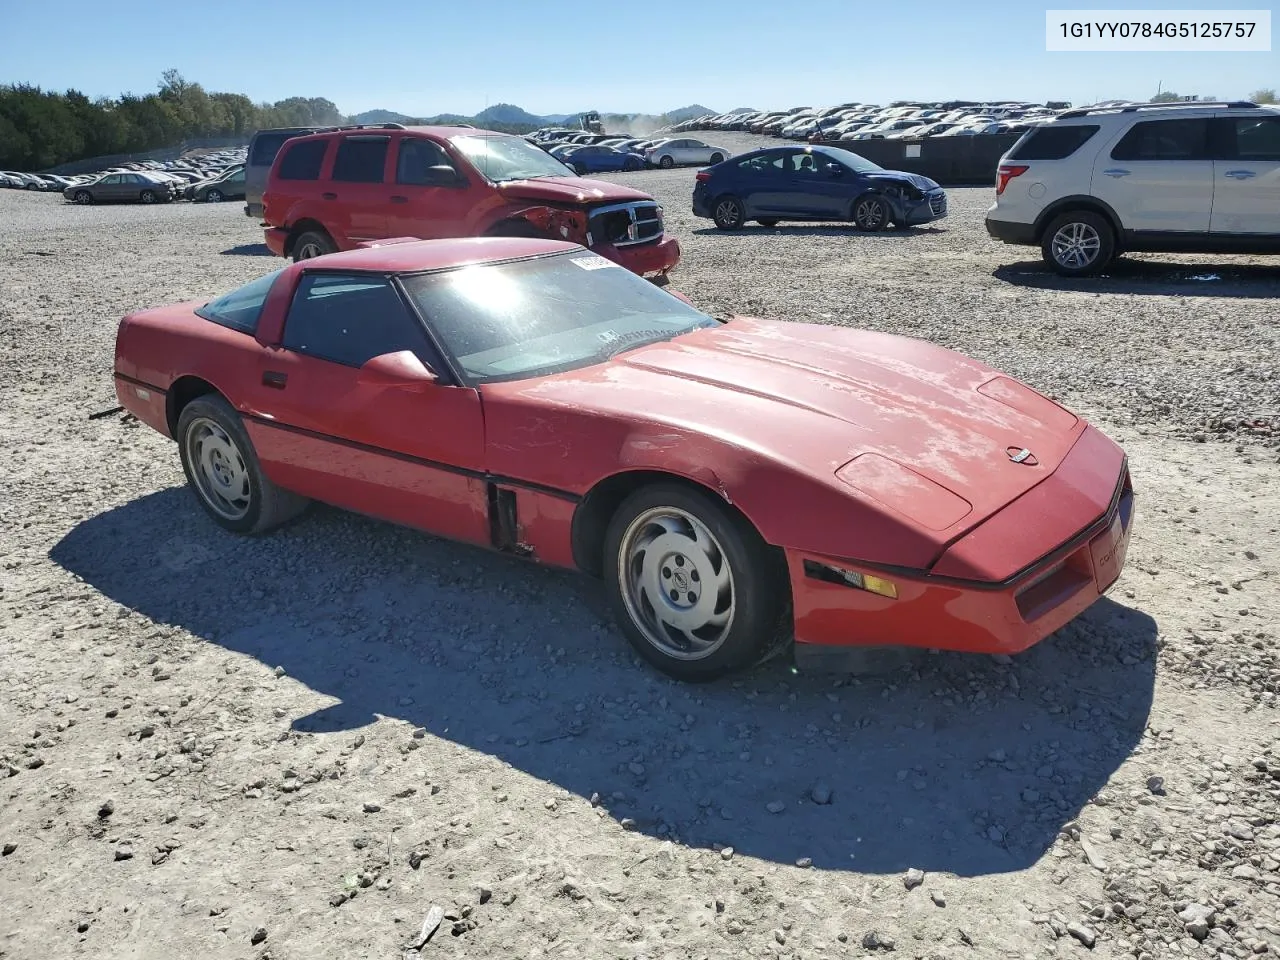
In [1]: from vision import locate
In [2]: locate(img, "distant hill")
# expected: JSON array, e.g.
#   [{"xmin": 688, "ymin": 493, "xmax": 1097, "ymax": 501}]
[{"xmin": 341, "ymin": 102, "xmax": 722, "ymax": 135}]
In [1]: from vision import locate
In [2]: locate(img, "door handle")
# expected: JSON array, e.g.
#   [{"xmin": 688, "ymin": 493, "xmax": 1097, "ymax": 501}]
[
  {"xmin": 390, "ymin": 195, "xmax": 409, "ymax": 203},
  {"xmin": 1224, "ymin": 169, "xmax": 1256, "ymax": 180},
  {"xmin": 321, "ymin": 192, "xmax": 337, "ymax": 200},
  {"xmin": 262, "ymin": 371, "xmax": 288, "ymax": 389},
  {"xmin": 1102, "ymin": 168, "xmax": 1130, "ymax": 178}
]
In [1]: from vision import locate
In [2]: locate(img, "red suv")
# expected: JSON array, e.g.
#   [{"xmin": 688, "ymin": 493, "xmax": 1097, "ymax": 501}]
[{"xmin": 261, "ymin": 124, "xmax": 681, "ymax": 281}]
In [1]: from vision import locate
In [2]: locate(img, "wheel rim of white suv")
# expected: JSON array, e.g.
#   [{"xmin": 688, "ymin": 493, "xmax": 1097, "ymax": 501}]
[{"xmin": 1051, "ymin": 222, "xmax": 1101, "ymax": 270}]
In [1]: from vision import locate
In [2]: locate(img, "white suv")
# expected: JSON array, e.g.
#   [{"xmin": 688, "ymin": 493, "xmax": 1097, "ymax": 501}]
[{"xmin": 985, "ymin": 100, "xmax": 1280, "ymax": 276}]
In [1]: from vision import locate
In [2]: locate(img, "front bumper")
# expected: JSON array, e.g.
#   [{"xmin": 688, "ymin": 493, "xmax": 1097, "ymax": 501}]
[
  {"xmin": 263, "ymin": 227, "xmax": 290, "ymax": 257},
  {"xmin": 900, "ymin": 188, "xmax": 948, "ymax": 225},
  {"xmin": 789, "ymin": 430, "xmax": 1135, "ymax": 662},
  {"xmin": 592, "ymin": 235, "xmax": 681, "ymax": 280}
]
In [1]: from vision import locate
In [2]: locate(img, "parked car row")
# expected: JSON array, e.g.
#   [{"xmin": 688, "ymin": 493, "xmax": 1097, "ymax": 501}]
[
  {"xmin": 526, "ymin": 128, "xmax": 733, "ymax": 171},
  {"xmin": 658, "ymin": 101, "xmax": 1070, "ymax": 144},
  {"xmin": 4, "ymin": 146, "xmax": 248, "ymax": 205}
]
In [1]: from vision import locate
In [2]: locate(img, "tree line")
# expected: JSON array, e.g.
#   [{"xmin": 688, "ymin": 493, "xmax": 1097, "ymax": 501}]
[{"xmin": 0, "ymin": 70, "xmax": 343, "ymax": 171}]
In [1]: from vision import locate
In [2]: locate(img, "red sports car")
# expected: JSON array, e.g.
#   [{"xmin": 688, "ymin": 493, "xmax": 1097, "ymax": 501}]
[{"xmin": 112, "ymin": 237, "xmax": 1135, "ymax": 682}]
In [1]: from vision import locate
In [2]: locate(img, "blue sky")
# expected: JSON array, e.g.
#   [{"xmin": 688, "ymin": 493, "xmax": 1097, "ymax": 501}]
[{"xmin": 0, "ymin": 0, "xmax": 1272, "ymax": 115}]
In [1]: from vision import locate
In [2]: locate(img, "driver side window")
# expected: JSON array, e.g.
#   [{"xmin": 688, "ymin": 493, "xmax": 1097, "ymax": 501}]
[
  {"xmin": 396, "ymin": 138, "xmax": 457, "ymax": 185},
  {"xmin": 282, "ymin": 273, "xmax": 439, "ymax": 370}
]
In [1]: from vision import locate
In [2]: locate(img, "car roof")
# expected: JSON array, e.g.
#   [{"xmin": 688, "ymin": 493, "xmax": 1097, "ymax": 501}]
[{"xmin": 300, "ymin": 236, "xmax": 581, "ymax": 274}]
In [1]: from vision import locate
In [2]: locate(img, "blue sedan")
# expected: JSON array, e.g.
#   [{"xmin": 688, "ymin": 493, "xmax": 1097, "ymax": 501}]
[
  {"xmin": 691, "ymin": 145, "xmax": 948, "ymax": 231},
  {"xmin": 562, "ymin": 145, "xmax": 645, "ymax": 174}
]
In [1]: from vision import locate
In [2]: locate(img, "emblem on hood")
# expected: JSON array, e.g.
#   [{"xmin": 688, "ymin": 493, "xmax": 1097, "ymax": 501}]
[{"xmin": 1006, "ymin": 446, "xmax": 1039, "ymax": 466}]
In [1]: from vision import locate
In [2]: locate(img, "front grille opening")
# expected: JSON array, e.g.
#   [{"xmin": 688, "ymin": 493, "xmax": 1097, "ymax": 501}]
[{"xmin": 587, "ymin": 202, "xmax": 663, "ymax": 247}]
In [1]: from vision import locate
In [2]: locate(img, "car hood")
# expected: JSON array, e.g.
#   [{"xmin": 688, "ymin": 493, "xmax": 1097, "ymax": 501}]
[
  {"xmin": 866, "ymin": 171, "xmax": 940, "ymax": 191},
  {"xmin": 491, "ymin": 317, "xmax": 1083, "ymax": 536},
  {"xmin": 495, "ymin": 176, "xmax": 654, "ymax": 206}
]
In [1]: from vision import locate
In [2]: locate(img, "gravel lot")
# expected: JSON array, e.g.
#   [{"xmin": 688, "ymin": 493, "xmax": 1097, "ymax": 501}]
[{"xmin": 1, "ymin": 130, "xmax": 1279, "ymax": 959}]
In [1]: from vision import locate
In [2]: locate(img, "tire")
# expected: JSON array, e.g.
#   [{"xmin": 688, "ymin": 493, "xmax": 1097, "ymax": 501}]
[
  {"xmin": 659, "ymin": 155, "xmax": 675, "ymax": 169},
  {"xmin": 176, "ymin": 394, "xmax": 309, "ymax": 535},
  {"xmin": 712, "ymin": 195, "xmax": 746, "ymax": 230},
  {"xmin": 25, "ymin": 182, "xmax": 39, "ymax": 191},
  {"xmin": 757, "ymin": 219, "xmax": 779, "ymax": 228},
  {"xmin": 603, "ymin": 482, "xmax": 788, "ymax": 682},
  {"xmin": 292, "ymin": 229, "xmax": 336, "ymax": 262},
  {"xmin": 709, "ymin": 152, "xmax": 725, "ymax": 164},
  {"xmin": 1041, "ymin": 210, "xmax": 1115, "ymax": 277},
  {"xmin": 73, "ymin": 190, "xmax": 92, "ymax": 205},
  {"xmin": 206, "ymin": 188, "xmax": 224, "ymax": 203},
  {"xmin": 140, "ymin": 190, "xmax": 157, "ymax": 204},
  {"xmin": 852, "ymin": 194, "xmax": 890, "ymax": 231},
  {"xmin": 623, "ymin": 158, "xmax": 642, "ymax": 172}
]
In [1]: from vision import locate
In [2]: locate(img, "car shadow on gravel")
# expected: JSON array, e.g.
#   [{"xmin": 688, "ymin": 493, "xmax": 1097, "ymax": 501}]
[
  {"xmin": 994, "ymin": 259, "xmax": 1280, "ymax": 298},
  {"xmin": 51, "ymin": 488, "xmax": 1158, "ymax": 879},
  {"xmin": 220, "ymin": 243, "xmax": 274, "ymax": 257},
  {"xmin": 692, "ymin": 225, "xmax": 947, "ymax": 238}
]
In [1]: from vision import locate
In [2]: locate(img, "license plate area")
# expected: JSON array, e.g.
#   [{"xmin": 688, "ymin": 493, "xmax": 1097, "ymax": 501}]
[{"xmin": 1089, "ymin": 513, "xmax": 1127, "ymax": 591}]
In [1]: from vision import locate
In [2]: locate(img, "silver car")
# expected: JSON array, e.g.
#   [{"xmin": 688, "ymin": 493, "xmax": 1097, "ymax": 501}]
[{"xmin": 644, "ymin": 138, "xmax": 731, "ymax": 168}]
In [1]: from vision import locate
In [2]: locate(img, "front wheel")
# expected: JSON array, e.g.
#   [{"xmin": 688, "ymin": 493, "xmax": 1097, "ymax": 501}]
[
  {"xmin": 1041, "ymin": 210, "xmax": 1115, "ymax": 277},
  {"xmin": 659, "ymin": 155, "xmax": 675, "ymax": 169},
  {"xmin": 573, "ymin": 162, "xmax": 587, "ymax": 175},
  {"xmin": 712, "ymin": 195, "xmax": 745, "ymax": 230},
  {"xmin": 603, "ymin": 482, "xmax": 788, "ymax": 682},
  {"xmin": 73, "ymin": 190, "xmax": 92, "ymax": 205},
  {"xmin": 176, "ymin": 395, "xmax": 309, "ymax": 535},
  {"xmin": 852, "ymin": 194, "xmax": 889, "ymax": 231},
  {"xmin": 139, "ymin": 190, "xmax": 157, "ymax": 204},
  {"xmin": 757, "ymin": 219, "xmax": 779, "ymax": 228},
  {"xmin": 207, "ymin": 188, "xmax": 224, "ymax": 203}
]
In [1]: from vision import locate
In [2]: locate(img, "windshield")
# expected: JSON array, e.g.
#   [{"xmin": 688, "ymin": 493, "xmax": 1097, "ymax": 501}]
[
  {"xmin": 451, "ymin": 134, "xmax": 577, "ymax": 183},
  {"xmin": 818, "ymin": 146, "xmax": 885, "ymax": 174},
  {"xmin": 401, "ymin": 252, "xmax": 718, "ymax": 384}
]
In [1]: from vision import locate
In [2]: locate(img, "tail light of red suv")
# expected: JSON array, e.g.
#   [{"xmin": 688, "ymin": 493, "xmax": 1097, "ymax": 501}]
[{"xmin": 996, "ymin": 164, "xmax": 1029, "ymax": 196}]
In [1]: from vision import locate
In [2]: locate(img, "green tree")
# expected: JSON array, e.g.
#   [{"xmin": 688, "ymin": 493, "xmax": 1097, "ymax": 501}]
[{"xmin": 1251, "ymin": 88, "xmax": 1277, "ymax": 104}]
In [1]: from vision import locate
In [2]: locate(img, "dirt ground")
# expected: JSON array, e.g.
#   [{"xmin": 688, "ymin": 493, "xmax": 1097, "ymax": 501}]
[{"xmin": 1, "ymin": 132, "xmax": 1279, "ymax": 959}]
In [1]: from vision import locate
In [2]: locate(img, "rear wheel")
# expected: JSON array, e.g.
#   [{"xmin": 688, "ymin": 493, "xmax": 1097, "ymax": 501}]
[
  {"xmin": 712, "ymin": 195, "xmax": 745, "ymax": 230},
  {"xmin": 1041, "ymin": 210, "xmax": 1115, "ymax": 276},
  {"xmin": 852, "ymin": 194, "xmax": 889, "ymax": 231},
  {"xmin": 603, "ymin": 482, "xmax": 788, "ymax": 682},
  {"xmin": 176, "ymin": 395, "xmax": 309, "ymax": 535},
  {"xmin": 292, "ymin": 229, "xmax": 336, "ymax": 262},
  {"xmin": 709, "ymin": 152, "xmax": 725, "ymax": 164}
]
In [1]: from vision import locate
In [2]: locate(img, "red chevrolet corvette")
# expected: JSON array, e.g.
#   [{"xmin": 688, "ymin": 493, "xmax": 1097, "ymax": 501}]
[{"xmin": 112, "ymin": 237, "xmax": 1134, "ymax": 682}]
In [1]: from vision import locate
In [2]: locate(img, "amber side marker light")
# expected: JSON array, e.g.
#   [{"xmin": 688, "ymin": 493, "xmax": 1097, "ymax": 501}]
[{"xmin": 803, "ymin": 560, "xmax": 899, "ymax": 599}]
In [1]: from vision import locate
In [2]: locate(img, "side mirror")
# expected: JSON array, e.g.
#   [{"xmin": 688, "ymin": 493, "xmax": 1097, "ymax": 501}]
[
  {"xmin": 358, "ymin": 350, "xmax": 438, "ymax": 390},
  {"xmin": 825, "ymin": 163, "xmax": 844, "ymax": 176},
  {"xmin": 421, "ymin": 165, "xmax": 461, "ymax": 187}
]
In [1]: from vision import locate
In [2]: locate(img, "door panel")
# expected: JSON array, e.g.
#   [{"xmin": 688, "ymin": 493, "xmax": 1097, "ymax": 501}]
[
  {"xmin": 1091, "ymin": 118, "xmax": 1214, "ymax": 232},
  {"xmin": 245, "ymin": 350, "xmax": 490, "ymax": 545},
  {"xmin": 1211, "ymin": 115, "xmax": 1280, "ymax": 235},
  {"xmin": 386, "ymin": 137, "xmax": 476, "ymax": 239}
]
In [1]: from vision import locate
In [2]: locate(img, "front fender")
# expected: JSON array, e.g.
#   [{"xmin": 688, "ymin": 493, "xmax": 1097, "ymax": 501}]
[{"xmin": 502, "ymin": 204, "xmax": 590, "ymax": 244}]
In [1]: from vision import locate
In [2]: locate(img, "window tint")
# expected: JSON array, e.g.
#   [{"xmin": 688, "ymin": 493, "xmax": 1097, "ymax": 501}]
[
  {"xmin": 227, "ymin": 170, "xmax": 246, "ymax": 184},
  {"xmin": 396, "ymin": 138, "xmax": 454, "ymax": 184},
  {"xmin": 332, "ymin": 136, "xmax": 389, "ymax": 183},
  {"xmin": 1110, "ymin": 119, "xmax": 1209, "ymax": 161},
  {"xmin": 277, "ymin": 139, "xmax": 327, "ymax": 180},
  {"xmin": 194, "ymin": 268, "xmax": 284, "ymax": 335},
  {"xmin": 1007, "ymin": 124, "xmax": 1100, "ymax": 161},
  {"xmin": 735, "ymin": 152, "xmax": 788, "ymax": 174},
  {"xmin": 250, "ymin": 131, "xmax": 303, "ymax": 167},
  {"xmin": 1233, "ymin": 117, "xmax": 1280, "ymax": 161},
  {"xmin": 102, "ymin": 174, "xmax": 122, "ymax": 184},
  {"xmin": 282, "ymin": 274, "xmax": 433, "ymax": 368}
]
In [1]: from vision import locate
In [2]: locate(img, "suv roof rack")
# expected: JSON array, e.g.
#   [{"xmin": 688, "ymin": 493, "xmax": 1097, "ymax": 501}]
[
  {"xmin": 333, "ymin": 122, "xmax": 408, "ymax": 131},
  {"xmin": 1057, "ymin": 100, "xmax": 1258, "ymax": 119}
]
